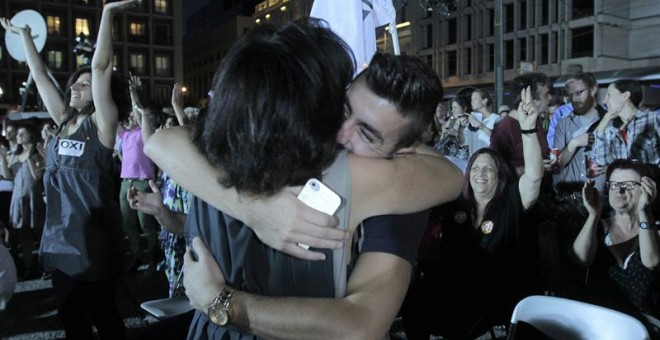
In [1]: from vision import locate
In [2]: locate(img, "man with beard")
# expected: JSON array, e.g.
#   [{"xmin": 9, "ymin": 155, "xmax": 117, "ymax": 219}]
[{"xmin": 553, "ymin": 72, "xmax": 607, "ymax": 194}]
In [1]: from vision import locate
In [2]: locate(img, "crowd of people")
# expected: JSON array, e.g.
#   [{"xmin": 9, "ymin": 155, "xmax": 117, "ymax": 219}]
[{"xmin": 0, "ymin": 2, "xmax": 658, "ymax": 339}]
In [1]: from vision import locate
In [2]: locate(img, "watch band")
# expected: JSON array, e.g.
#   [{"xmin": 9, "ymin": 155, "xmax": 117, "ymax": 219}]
[
  {"xmin": 208, "ymin": 287, "xmax": 235, "ymax": 326},
  {"xmin": 219, "ymin": 287, "xmax": 234, "ymax": 310}
]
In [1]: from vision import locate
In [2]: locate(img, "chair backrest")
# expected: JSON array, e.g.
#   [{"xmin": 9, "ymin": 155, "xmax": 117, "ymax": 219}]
[
  {"xmin": 508, "ymin": 295, "xmax": 650, "ymax": 340},
  {"xmin": 0, "ymin": 244, "xmax": 17, "ymax": 311},
  {"xmin": 140, "ymin": 295, "xmax": 193, "ymax": 320}
]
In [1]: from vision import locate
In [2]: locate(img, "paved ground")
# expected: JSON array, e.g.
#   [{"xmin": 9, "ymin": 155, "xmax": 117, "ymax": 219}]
[
  {"xmin": 1, "ymin": 267, "xmax": 170, "ymax": 340},
  {"xmin": 1, "ymin": 256, "xmax": 505, "ymax": 340}
]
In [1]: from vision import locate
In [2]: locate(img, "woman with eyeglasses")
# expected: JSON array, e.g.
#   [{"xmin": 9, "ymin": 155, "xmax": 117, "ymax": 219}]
[{"xmin": 573, "ymin": 158, "xmax": 659, "ymax": 324}]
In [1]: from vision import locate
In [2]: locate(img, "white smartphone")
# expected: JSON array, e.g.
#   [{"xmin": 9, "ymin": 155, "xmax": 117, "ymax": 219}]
[{"xmin": 296, "ymin": 178, "xmax": 342, "ymax": 249}]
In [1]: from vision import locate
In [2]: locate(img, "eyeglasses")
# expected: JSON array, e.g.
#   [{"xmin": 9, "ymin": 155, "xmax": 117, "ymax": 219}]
[
  {"xmin": 569, "ymin": 88, "xmax": 587, "ymax": 99},
  {"xmin": 607, "ymin": 181, "xmax": 641, "ymax": 191}
]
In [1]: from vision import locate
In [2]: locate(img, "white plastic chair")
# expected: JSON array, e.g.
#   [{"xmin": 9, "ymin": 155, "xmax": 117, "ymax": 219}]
[
  {"xmin": 508, "ymin": 295, "xmax": 650, "ymax": 340},
  {"xmin": 140, "ymin": 294, "xmax": 193, "ymax": 320}
]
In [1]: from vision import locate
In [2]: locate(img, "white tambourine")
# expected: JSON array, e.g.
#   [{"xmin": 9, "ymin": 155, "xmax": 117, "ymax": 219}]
[{"xmin": 5, "ymin": 10, "xmax": 47, "ymax": 62}]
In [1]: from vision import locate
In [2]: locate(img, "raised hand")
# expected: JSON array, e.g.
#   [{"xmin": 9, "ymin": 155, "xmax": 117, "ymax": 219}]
[
  {"xmin": 129, "ymin": 73, "xmax": 142, "ymax": 91},
  {"xmin": 0, "ymin": 17, "xmax": 30, "ymax": 36},
  {"xmin": 581, "ymin": 180, "xmax": 601, "ymax": 216},
  {"xmin": 103, "ymin": 0, "xmax": 141, "ymax": 12},
  {"xmin": 638, "ymin": 176, "xmax": 657, "ymax": 213},
  {"xmin": 512, "ymin": 86, "xmax": 539, "ymax": 130},
  {"xmin": 172, "ymin": 83, "xmax": 184, "ymax": 109}
]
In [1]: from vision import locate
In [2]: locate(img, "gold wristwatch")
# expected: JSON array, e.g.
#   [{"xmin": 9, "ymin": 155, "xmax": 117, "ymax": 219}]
[{"xmin": 208, "ymin": 287, "xmax": 234, "ymax": 326}]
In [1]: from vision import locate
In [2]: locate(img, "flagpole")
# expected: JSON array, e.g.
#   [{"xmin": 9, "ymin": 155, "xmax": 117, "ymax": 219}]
[{"xmin": 387, "ymin": 4, "xmax": 400, "ymax": 55}]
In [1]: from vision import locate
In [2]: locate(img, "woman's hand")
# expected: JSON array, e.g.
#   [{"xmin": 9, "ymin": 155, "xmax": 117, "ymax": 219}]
[
  {"xmin": 638, "ymin": 176, "xmax": 657, "ymax": 213},
  {"xmin": 129, "ymin": 73, "xmax": 142, "ymax": 91},
  {"xmin": 465, "ymin": 114, "xmax": 482, "ymax": 128},
  {"xmin": 582, "ymin": 180, "xmax": 601, "ymax": 216},
  {"xmin": 0, "ymin": 18, "xmax": 30, "ymax": 36},
  {"xmin": 512, "ymin": 86, "xmax": 539, "ymax": 130},
  {"xmin": 172, "ymin": 83, "xmax": 185, "ymax": 108},
  {"xmin": 103, "ymin": 0, "xmax": 140, "ymax": 12}
]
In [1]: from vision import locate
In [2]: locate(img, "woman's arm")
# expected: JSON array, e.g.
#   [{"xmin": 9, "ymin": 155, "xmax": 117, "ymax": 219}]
[
  {"xmin": 171, "ymin": 83, "xmax": 189, "ymax": 126},
  {"xmin": 0, "ymin": 19, "xmax": 65, "ymax": 124},
  {"xmin": 144, "ymin": 127, "xmax": 345, "ymax": 261},
  {"xmin": 128, "ymin": 180, "xmax": 185, "ymax": 236},
  {"xmin": 637, "ymin": 176, "xmax": 660, "ymax": 269},
  {"xmin": 572, "ymin": 181, "xmax": 601, "ymax": 265},
  {"xmin": 515, "ymin": 87, "xmax": 544, "ymax": 210},
  {"xmin": 26, "ymin": 149, "xmax": 44, "ymax": 180},
  {"xmin": 92, "ymin": 0, "xmax": 138, "ymax": 148},
  {"xmin": 0, "ymin": 148, "xmax": 12, "ymax": 180}
]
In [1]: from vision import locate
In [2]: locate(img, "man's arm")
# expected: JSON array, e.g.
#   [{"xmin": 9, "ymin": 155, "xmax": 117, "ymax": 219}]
[
  {"xmin": 348, "ymin": 147, "xmax": 463, "ymax": 227},
  {"xmin": 184, "ymin": 237, "xmax": 411, "ymax": 340}
]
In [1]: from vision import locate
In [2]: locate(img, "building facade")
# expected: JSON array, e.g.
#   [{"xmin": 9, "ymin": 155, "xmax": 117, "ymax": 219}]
[
  {"xmin": 182, "ymin": 0, "xmax": 258, "ymax": 104},
  {"xmin": 0, "ymin": 0, "xmax": 183, "ymax": 112},
  {"xmin": 254, "ymin": 0, "xmax": 660, "ymax": 106},
  {"xmin": 410, "ymin": 0, "xmax": 660, "ymax": 103}
]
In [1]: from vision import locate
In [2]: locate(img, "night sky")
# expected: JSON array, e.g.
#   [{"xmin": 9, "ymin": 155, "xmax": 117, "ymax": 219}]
[{"xmin": 183, "ymin": 0, "xmax": 213, "ymax": 19}]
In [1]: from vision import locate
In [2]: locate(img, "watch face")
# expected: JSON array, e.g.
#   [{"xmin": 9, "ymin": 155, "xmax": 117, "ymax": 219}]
[
  {"xmin": 640, "ymin": 222, "xmax": 650, "ymax": 230},
  {"xmin": 209, "ymin": 307, "xmax": 229, "ymax": 326}
]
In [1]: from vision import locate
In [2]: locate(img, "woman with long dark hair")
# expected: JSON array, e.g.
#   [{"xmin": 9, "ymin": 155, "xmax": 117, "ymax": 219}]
[
  {"xmin": 402, "ymin": 87, "xmax": 545, "ymax": 339},
  {"xmin": 1, "ymin": 1, "xmax": 136, "ymax": 338}
]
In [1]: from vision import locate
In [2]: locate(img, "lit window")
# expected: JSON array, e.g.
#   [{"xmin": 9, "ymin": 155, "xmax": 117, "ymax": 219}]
[
  {"xmin": 155, "ymin": 0, "xmax": 168, "ymax": 13},
  {"xmin": 130, "ymin": 22, "xmax": 145, "ymax": 36},
  {"xmin": 47, "ymin": 16, "xmax": 61, "ymax": 35},
  {"xmin": 47, "ymin": 50, "xmax": 63, "ymax": 69},
  {"xmin": 75, "ymin": 18, "xmax": 90, "ymax": 36},
  {"xmin": 76, "ymin": 55, "xmax": 86, "ymax": 67},
  {"xmin": 155, "ymin": 55, "xmax": 170, "ymax": 76},
  {"xmin": 130, "ymin": 53, "xmax": 146, "ymax": 74}
]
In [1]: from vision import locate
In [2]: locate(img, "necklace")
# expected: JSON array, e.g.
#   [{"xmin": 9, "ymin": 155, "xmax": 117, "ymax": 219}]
[{"xmin": 623, "ymin": 250, "xmax": 635, "ymax": 270}]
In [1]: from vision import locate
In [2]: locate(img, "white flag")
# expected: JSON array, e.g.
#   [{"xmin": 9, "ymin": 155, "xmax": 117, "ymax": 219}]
[{"xmin": 311, "ymin": 0, "xmax": 397, "ymax": 73}]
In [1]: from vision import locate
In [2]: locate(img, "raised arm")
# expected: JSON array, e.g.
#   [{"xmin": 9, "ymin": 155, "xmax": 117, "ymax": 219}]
[
  {"xmin": 513, "ymin": 86, "xmax": 544, "ymax": 210},
  {"xmin": 572, "ymin": 181, "xmax": 601, "ymax": 265},
  {"xmin": 184, "ymin": 237, "xmax": 410, "ymax": 339},
  {"xmin": 144, "ymin": 127, "xmax": 346, "ymax": 260},
  {"xmin": 637, "ymin": 176, "xmax": 660, "ymax": 269},
  {"xmin": 92, "ymin": 0, "xmax": 138, "ymax": 148},
  {"xmin": 0, "ymin": 19, "xmax": 65, "ymax": 124},
  {"xmin": 171, "ymin": 83, "xmax": 189, "ymax": 126}
]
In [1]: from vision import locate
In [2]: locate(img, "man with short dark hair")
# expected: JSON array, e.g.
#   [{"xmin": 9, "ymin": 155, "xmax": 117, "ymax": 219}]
[
  {"xmin": 145, "ymin": 21, "xmax": 462, "ymax": 339},
  {"xmin": 491, "ymin": 72, "xmax": 551, "ymax": 176}
]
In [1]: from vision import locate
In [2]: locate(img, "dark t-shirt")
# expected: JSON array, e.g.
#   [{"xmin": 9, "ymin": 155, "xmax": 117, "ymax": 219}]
[
  {"xmin": 420, "ymin": 178, "xmax": 541, "ymax": 322},
  {"xmin": 359, "ymin": 210, "xmax": 429, "ymax": 266}
]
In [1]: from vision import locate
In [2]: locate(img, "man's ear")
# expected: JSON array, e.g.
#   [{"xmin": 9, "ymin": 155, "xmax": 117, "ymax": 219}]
[{"xmin": 622, "ymin": 91, "xmax": 631, "ymax": 102}]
